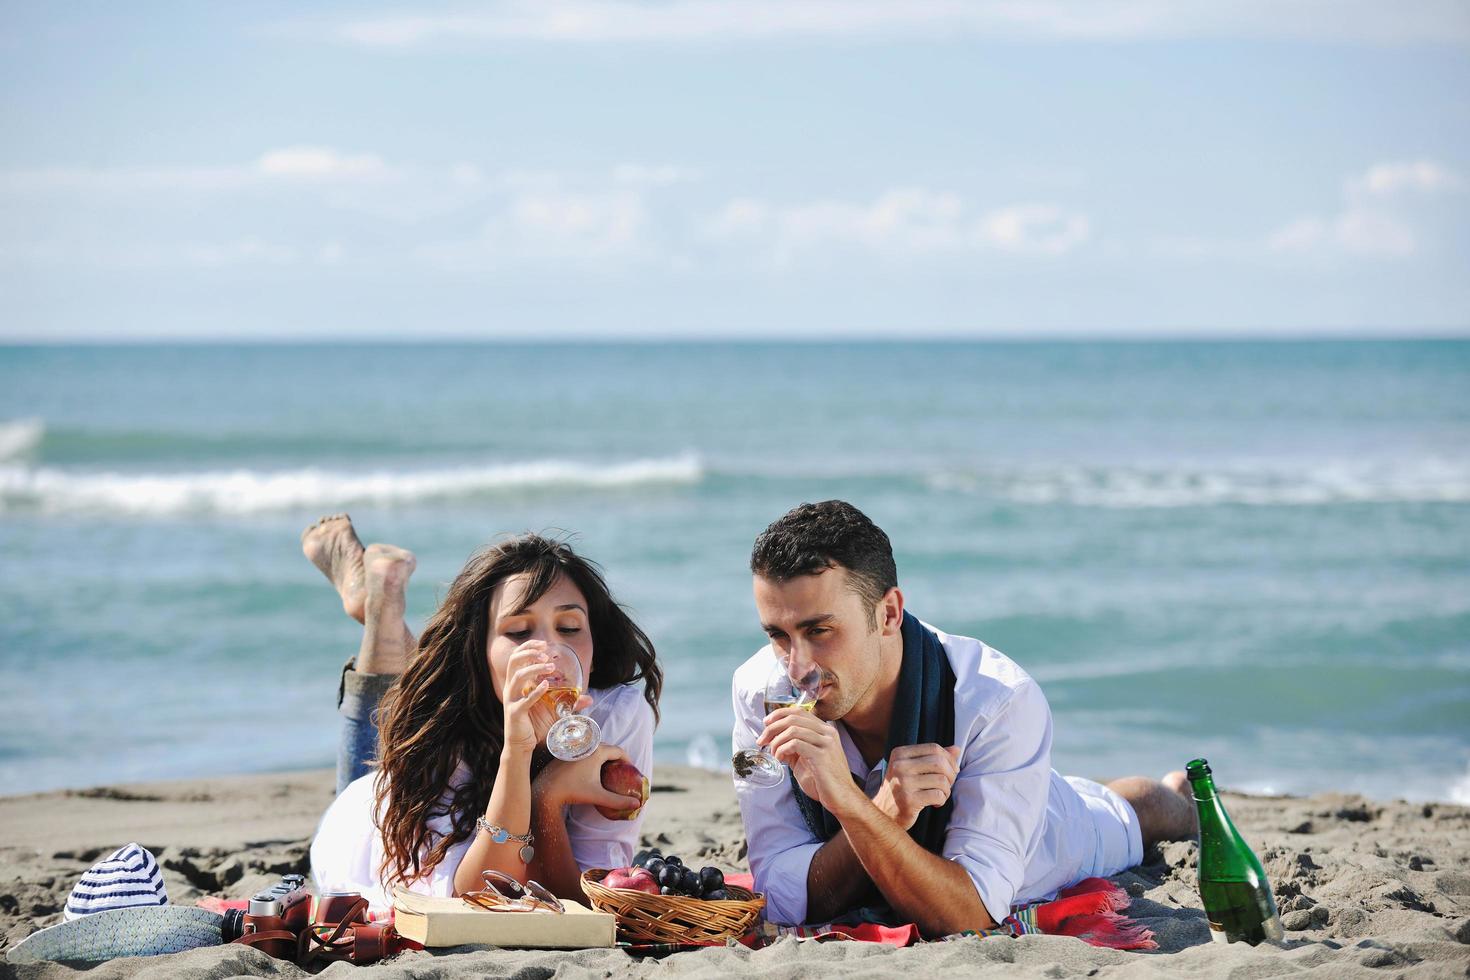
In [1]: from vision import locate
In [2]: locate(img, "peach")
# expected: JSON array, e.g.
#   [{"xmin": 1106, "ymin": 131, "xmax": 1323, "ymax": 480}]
[{"xmin": 597, "ymin": 760, "xmax": 650, "ymax": 820}]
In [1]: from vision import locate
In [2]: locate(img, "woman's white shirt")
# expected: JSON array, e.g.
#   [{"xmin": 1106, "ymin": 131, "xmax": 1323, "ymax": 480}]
[{"xmin": 310, "ymin": 682, "xmax": 655, "ymax": 915}]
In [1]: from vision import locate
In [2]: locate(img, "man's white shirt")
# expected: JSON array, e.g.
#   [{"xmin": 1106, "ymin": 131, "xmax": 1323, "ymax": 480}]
[{"xmin": 731, "ymin": 622, "xmax": 1136, "ymax": 926}]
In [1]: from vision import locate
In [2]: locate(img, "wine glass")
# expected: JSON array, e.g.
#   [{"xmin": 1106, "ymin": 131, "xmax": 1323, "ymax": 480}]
[
  {"xmin": 732, "ymin": 657, "xmax": 823, "ymax": 790},
  {"xmin": 531, "ymin": 642, "xmax": 602, "ymax": 762}
]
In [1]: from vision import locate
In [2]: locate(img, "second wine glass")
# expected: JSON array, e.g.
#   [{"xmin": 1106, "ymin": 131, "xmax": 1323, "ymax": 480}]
[{"xmin": 732, "ymin": 657, "xmax": 823, "ymax": 789}]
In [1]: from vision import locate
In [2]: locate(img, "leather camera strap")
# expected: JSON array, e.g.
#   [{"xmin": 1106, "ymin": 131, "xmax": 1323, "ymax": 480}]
[{"xmin": 234, "ymin": 896, "xmax": 403, "ymax": 967}]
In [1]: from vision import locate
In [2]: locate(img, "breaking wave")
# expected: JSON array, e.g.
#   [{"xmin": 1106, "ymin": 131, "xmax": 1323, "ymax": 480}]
[
  {"xmin": 927, "ymin": 458, "xmax": 1470, "ymax": 507},
  {"xmin": 0, "ymin": 419, "xmax": 43, "ymax": 461},
  {"xmin": 0, "ymin": 454, "xmax": 702, "ymax": 516}
]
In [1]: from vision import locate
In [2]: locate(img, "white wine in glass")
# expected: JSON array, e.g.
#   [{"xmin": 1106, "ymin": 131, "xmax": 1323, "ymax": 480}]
[
  {"xmin": 526, "ymin": 642, "xmax": 602, "ymax": 762},
  {"xmin": 733, "ymin": 659, "xmax": 822, "ymax": 790}
]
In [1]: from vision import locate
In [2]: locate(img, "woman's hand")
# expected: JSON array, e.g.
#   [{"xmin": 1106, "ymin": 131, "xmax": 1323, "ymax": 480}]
[
  {"xmin": 503, "ymin": 641, "xmax": 596, "ymax": 754},
  {"xmin": 501, "ymin": 642, "xmax": 561, "ymax": 755},
  {"xmin": 532, "ymin": 743, "xmax": 644, "ymax": 813}
]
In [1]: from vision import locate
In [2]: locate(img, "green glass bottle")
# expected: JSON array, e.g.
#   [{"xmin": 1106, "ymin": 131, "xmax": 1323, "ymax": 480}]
[{"xmin": 1186, "ymin": 758, "xmax": 1284, "ymax": 946}]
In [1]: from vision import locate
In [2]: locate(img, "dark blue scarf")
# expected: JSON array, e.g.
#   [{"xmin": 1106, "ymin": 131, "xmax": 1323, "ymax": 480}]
[{"xmin": 790, "ymin": 612, "xmax": 957, "ymax": 858}]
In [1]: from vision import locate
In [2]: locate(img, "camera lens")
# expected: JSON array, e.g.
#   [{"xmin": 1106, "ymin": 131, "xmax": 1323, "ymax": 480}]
[{"xmin": 220, "ymin": 908, "xmax": 244, "ymax": 942}]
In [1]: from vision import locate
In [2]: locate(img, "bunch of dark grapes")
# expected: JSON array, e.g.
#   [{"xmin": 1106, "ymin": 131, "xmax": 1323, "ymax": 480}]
[{"xmin": 632, "ymin": 849, "xmax": 727, "ymax": 900}]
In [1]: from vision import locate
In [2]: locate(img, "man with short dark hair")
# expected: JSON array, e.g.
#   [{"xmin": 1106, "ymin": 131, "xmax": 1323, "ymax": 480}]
[{"xmin": 733, "ymin": 500, "xmax": 1196, "ymax": 935}]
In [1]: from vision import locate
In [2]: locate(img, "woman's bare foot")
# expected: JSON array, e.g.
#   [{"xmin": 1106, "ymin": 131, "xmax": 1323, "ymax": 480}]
[
  {"xmin": 356, "ymin": 543, "xmax": 417, "ymax": 675},
  {"xmin": 301, "ymin": 514, "xmax": 367, "ymax": 623},
  {"xmin": 1163, "ymin": 769, "xmax": 1191, "ymax": 800}
]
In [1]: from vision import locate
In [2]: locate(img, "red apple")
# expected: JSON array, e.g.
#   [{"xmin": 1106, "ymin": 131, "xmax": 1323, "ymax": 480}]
[
  {"xmin": 597, "ymin": 760, "xmax": 650, "ymax": 820},
  {"xmin": 603, "ymin": 866, "xmax": 659, "ymax": 895}
]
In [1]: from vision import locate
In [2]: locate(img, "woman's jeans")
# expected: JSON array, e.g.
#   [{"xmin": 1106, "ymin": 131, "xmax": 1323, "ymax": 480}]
[{"xmin": 336, "ymin": 662, "xmax": 397, "ymax": 794}]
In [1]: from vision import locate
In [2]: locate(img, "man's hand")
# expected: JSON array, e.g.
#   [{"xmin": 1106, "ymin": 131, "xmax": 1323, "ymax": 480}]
[
  {"xmin": 760, "ymin": 707, "xmax": 858, "ymax": 812},
  {"xmin": 871, "ymin": 744, "xmax": 962, "ymax": 830}
]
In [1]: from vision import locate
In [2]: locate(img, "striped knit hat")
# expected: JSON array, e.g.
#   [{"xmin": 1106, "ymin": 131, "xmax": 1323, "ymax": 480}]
[{"xmin": 63, "ymin": 843, "xmax": 168, "ymax": 921}]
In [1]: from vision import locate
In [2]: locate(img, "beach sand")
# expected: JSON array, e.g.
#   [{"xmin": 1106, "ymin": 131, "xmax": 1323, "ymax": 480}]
[{"xmin": 2, "ymin": 765, "xmax": 1467, "ymax": 978}]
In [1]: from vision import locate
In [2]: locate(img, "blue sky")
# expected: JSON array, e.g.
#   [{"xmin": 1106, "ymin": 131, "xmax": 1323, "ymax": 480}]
[{"xmin": 2, "ymin": 1, "xmax": 1468, "ymax": 340}]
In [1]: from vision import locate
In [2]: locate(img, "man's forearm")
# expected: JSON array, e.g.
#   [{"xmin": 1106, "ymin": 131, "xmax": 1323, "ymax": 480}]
[
  {"xmin": 830, "ymin": 785, "xmax": 996, "ymax": 936},
  {"xmin": 804, "ymin": 830, "xmax": 880, "ymax": 924},
  {"xmin": 528, "ymin": 788, "xmax": 586, "ymax": 900}
]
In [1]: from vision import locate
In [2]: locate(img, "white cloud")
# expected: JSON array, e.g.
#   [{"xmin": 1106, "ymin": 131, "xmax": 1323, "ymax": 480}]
[
  {"xmin": 422, "ymin": 183, "xmax": 1090, "ymax": 272},
  {"xmin": 0, "ymin": 165, "xmax": 255, "ymax": 193},
  {"xmin": 450, "ymin": 163, "xmax": 486, "ymax": 187},
  {"xmin": 423, "ymin": 188, "xmax": 652, "ymax": 270},
  {"xmin": 705, "ymin": 197, "xmax": 768, "ymax": 238},
  {"xmin": 612, "ymin": 163, "xmax": 698, "ymax": 186},
  {"xmin": 1268, "ymin": 211, "xmax": 1416, "ymax": 256},
  {"xmin": 1, "ymin": 154, "xmax": 695, "ymax": 271},
  {"xmin": 1348, "ymin": 160, "xmax": 1463, "ymax": 197},
  {"xmin": 317, "ymin": 0, "xmax": 1470, "ymax": 48},
  {"xmin": 705, "ymin": 188, "xmax": 1090, "ymax": 262},
  {"xmin": 507, "ymin": 189, "xmax": 646, "ymax": 251},
  {"xmin": 4, "ymin": 236, "xmax": 330, "ymax": 271},
  {"xmin": 1267, "ymin": 217, "xmax": 1327, "ymax": 253},
  {"xmin": 1334, "ymin": 210, "xmax": 1417, "ymax": 255},
  {"xmin": 0, "ymin": 147, "xmax": 396, "ymax": 194},
  {"xmin": 771, "ymin": 188, "xmax": 968, "ymax": 252},
  {"xmin": 256, "ymin": 147, "xmax": 391, "ymax": 181},
  {"xmin": 981, "ymin": 204, "xmax": 1091, "ymax": 255},
  {"xmin": 1270, "ymin": 159, "xmax": 1461, "ymax": 258},
  {"xmin": 180, "ymin": 238, "xmax": 302, "ymax": 268}
]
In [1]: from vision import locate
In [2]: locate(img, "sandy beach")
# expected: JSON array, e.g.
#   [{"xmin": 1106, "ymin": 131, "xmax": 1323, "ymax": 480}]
[{"xmin": 2, "ymin": 765, "xmax": 1467, "ymax": 978}]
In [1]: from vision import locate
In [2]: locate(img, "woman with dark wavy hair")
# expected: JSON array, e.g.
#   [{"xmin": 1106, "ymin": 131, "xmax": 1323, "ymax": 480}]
[{"xmin": 301, "ymin": 515, "xmax": 662, "ymax": 913}]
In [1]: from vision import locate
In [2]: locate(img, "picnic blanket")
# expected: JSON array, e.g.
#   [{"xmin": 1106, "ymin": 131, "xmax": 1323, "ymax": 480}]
[{"xmin": 733, "ymin": 873, "xmax": 1157, "ymax": 951}]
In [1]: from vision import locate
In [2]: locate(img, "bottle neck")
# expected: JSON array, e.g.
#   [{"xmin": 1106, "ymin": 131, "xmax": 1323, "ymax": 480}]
[{"xmin": 1190, "ymin": 774, "xmax": 1237, "ymax": 848}]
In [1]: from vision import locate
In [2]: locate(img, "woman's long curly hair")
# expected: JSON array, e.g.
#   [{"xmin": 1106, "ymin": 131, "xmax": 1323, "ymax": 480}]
[{"xmin": 371, "ymin": 533, "xmax": 662, "ymax": 888}]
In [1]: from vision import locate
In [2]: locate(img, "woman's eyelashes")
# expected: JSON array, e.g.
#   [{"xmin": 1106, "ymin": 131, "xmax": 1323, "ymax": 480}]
[{"xmin": 502, "ymin": 624, "xmax": 583, "ymax": 640}]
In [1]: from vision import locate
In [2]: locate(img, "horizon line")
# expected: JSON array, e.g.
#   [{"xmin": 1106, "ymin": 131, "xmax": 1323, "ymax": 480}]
[
  {"xmin": 2, "ymin": 330, "xmax": 1469, "ymax": 347},
  {"xmin": 2, "ymin": 333, "xmax": 1470, "ymax": 348}
]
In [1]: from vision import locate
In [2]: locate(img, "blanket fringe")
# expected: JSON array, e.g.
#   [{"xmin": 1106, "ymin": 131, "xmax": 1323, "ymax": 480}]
[{"xmin": 1032, "ymin": 878, "xmax": 1157, "ymax": 951}]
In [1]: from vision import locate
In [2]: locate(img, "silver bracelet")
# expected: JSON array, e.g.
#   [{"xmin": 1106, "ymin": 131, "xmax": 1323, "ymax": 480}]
[{"xmin": 476, "ymin": 817, "xmax": 535, "ymax": 864}]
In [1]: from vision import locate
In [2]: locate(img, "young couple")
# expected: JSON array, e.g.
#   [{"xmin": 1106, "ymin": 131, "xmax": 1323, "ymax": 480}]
[{"xmin": 306, "ymin": 502, "xmax": 1195, "ymax": 934}]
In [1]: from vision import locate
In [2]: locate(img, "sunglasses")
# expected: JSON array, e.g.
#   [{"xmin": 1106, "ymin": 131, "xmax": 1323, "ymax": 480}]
[{"xmin": 461, "ymin": 870, "xmax": 564, "ymax": 914}]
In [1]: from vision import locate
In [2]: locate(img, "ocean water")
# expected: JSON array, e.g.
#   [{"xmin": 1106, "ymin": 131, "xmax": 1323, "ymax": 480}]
[{"xmin": 1, "ymin": 341, "xmax": 1467, "ymax": 803}]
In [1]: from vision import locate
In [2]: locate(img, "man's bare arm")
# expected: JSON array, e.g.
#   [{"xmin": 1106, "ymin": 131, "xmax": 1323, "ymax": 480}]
[
  {"xmin": 762, "ymin": 712, "xmax": 980, "ymax": 932},
  {"xmin": 828, "ymin": 782, "xmax": 996, "ymax": 937},
  {"xmin": 804, "ymin": 829, "xmax": 880, "ymax": 923}
]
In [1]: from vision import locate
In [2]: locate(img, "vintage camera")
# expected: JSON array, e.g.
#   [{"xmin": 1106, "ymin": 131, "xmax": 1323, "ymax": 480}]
[
  {"xmin": 223, "ymin": 875, "xmax": 392, "ymax": 965},
  {"xmin": 221, "ymin": 873, "xmax": 311, "ymax": 956}
]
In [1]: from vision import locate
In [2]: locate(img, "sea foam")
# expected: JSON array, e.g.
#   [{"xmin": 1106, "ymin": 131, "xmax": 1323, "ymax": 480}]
[
  {"xmin": 1451, "ymin": 762, "xmax": 1470, "ymax": 806},
  {"xmin": 927, "ymin": 458, "xmax": 1470, "ymax": 507},
  {"xmin": 0, "ymin": 418, "xmax": 43, "ymax": 461},
  {"xmin": 0, "ymin": 454, "xmax": 702, "ymax": 515}
]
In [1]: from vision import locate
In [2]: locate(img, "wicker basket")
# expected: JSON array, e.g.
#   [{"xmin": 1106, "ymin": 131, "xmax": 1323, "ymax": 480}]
[{"xmin": 580, "ymin": 869, "xmax": 764, "ymax": 944}]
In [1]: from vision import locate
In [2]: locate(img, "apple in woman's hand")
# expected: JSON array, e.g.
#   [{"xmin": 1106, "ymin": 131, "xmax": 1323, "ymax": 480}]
[
  {"xmin": 597, "ymin": 760, "xmax": 650, "ymax": 820},
  {"xmin": 603, "ymin": 866, "xmax": 659, "ymax": 894}
]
